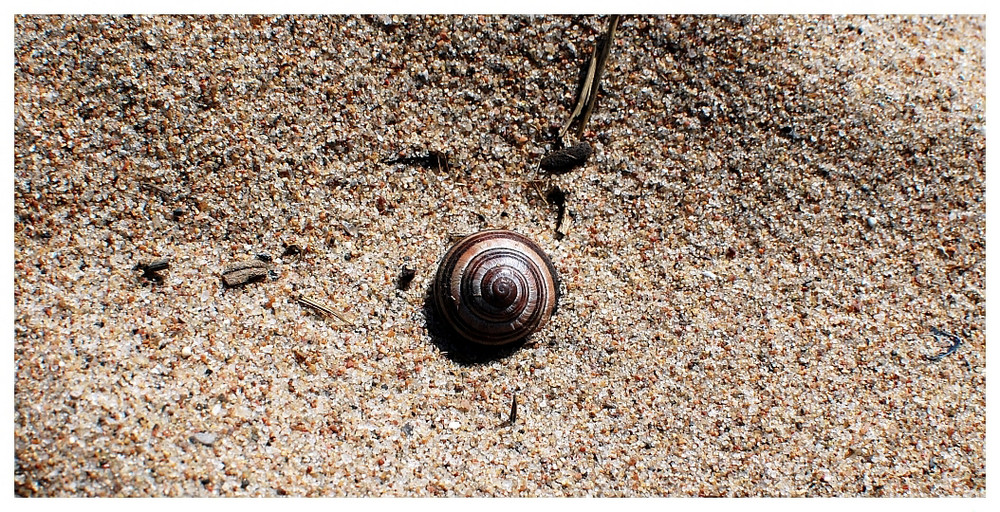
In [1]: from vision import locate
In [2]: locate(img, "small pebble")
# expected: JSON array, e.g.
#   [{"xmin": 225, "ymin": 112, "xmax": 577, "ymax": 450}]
[
  {"xmin": 221, "ymin": 260, "xmax": 268, "ymax": 287},
  {"xmin": 190, "ymin": 432, "xmax": 218, "ymax": 446},
  {"xmin": 396, "ymin": 265, "xmax": 416, "ymax": 290}
]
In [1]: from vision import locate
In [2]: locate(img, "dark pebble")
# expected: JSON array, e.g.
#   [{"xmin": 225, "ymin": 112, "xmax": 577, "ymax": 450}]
[
  {"xmin": 396, "ymin": 265, "xmax": 417, "ymax": 290},
  {"xmin": 540, "ymin": 143, "xmax": 593, "ymax": 173}
]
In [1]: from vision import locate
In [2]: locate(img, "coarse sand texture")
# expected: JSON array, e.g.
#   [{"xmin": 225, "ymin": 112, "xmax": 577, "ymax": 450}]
[{"xmin": 14, "ymin": 15, "xmax": 984, "ymax": 496}]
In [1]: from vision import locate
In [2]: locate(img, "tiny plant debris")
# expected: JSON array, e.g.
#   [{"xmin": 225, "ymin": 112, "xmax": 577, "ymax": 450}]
[
  {"xmin": 499, "ymin": 393, "xmax": 518, "ymax": 428},
  {"xmin": 135, "ymin": 257, "xmax": 170, "ymax": 283},
  {"xmin": 559, "ymin": 15, "xmax": 620, "ymax": 138},
  {"xmin": 546, "ymin": 186, "xmax": 570, "ymax": 239},
  {"xmin": 221, "ymin": 260, "xmax": 268, "ymax": 287},
  {"xmin": 383, "ymin": 149, "xmax": 450, "ymax": 172},
  {"xmin": 297, "ymin": 295, "xmax": 354, "ymax": 324},
  {"xmin": 509, "ymin": 393, "xmax": 518, "ymax": 425}
]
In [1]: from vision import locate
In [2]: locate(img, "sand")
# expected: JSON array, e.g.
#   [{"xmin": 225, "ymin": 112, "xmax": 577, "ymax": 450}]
[{"xmin": 14, "ymin": 15, "xmax": 985, "ymax": 496}]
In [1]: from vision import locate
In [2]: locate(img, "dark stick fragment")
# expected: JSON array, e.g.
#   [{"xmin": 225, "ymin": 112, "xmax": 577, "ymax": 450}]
[
  {"xmin": 925, "ymin": 327, "xmax": 963, "ymax": 361},
  {"xmin": 135, "ymin": 257, "xmax": 170, "ymax": 282},
  {"xmin": 498, "ymin": 393, "xmax": 518, "ymax": 429},
  {"xmin": 383, "ymin": 150, "xmax": 450, "ymax": 172},
  {"xmin": 221, "ymin": 260, "xmax": 268, "ymax": 287},
  {"xmin": 547, "ymin": 186, "xmax": 570, "ymax": 239},
  {"xmin": 509, "ymin": 393, "xmax": 518, "ymax": 425},
  {"xmin": 540, "ymin": 143, "xmax": 593, "ymax": 173},
  {"xmin": 136, "ymin": 258, "xmax": 170, "ymax": 273}
]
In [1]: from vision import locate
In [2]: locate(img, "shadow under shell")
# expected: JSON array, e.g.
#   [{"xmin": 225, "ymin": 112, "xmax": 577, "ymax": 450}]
[{"xmin": 422, "ymin": 282, "xmax": 529, "ymax": 366}]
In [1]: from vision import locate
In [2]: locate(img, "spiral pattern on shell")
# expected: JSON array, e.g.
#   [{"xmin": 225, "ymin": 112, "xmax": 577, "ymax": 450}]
[{"xmin": 433, "ymin": 230, "xmax": 559, "ymax": 346}]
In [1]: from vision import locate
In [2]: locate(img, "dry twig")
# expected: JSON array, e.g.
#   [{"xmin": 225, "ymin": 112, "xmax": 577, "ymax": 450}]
[
  {"xmin": 297, "ymin": 295, "xmax": 354, "ymax": 325},
  {"xmin": 559, "ymin": 15, "xmax": 621, "ymax": 139}
]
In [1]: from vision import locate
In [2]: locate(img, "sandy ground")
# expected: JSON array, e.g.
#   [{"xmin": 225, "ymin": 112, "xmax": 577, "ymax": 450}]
[{"xmin": 14, "ymin": 15, "xmax": 984, "ymax": 496}]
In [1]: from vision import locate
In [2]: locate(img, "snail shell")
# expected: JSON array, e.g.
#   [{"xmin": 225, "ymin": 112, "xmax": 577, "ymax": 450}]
[{"xmin": 433, "ymin": 230, "xmax": 559, "ymax": 345}]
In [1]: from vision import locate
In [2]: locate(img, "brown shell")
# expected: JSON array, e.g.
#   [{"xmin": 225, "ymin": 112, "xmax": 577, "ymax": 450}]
[{"xmin": 433, "ymin": 230, "xmax": 559, "ymax": 345}]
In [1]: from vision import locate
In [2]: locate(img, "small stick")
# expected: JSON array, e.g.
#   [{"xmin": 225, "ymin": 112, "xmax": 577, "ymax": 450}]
[
  {"xmin": 297, "ymin": 295, "xmax": 353, "ymax": 325},
  {"xmin": 558, "ymin": 50, "xmax": 598, "ymax": 139},
  {"xmin": 498, "ymin": 393, "xmax": 518, "ymax": 428},
  {"xmin": 576, "ymin": 15, "xmax": 620, "ymax": 138},
  {"xmin": 134, "ymin": 257, "xmax": 170, "ymax": 283},
  {"xmin": 559, "ymin": 15, "xmax": 621, "ymax": 139},
  {"xmin": 139, "ymin": 180, "xmax": 172, "ymax": 199},
  {"xmin": 135, "ymin": 257, "xmax": 170, "ymax": 274},
  {"xmin": 509, "ymin": 393, "xmax": 518, "ymax": 425}
]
